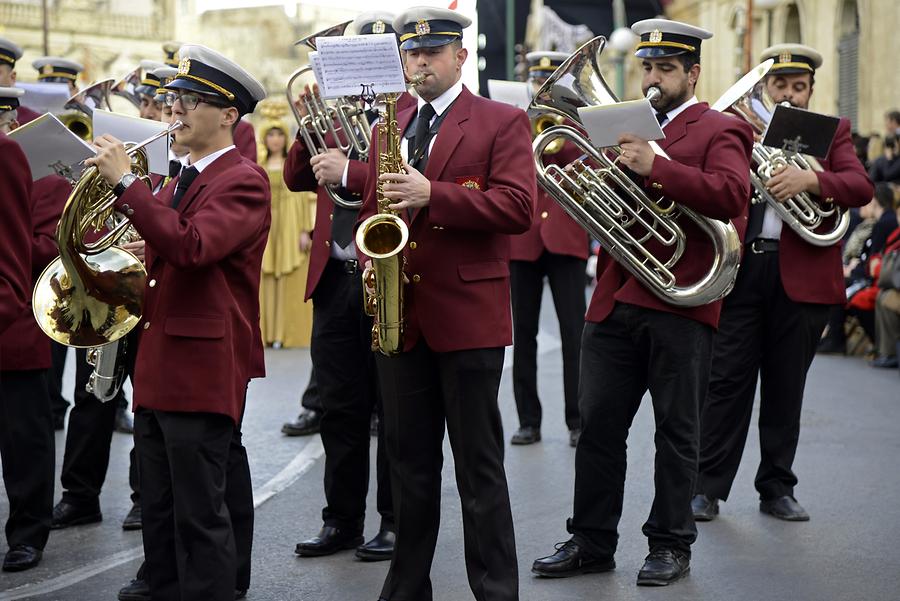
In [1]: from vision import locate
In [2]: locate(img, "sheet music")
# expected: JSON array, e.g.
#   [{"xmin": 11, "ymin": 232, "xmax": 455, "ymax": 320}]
[
  {"xmin": 92, "ymin": 109, "xmax": 169, "ymax": 176},
  {"xmin": 487, "ymin": 80, "xmax": 532, "ymax": 110},
  {"xmin": 315, "ymin": 34, "xmax": 406, "ymax": 99},
  {"xmin": 578, "ymin": 99, "xmax": 665, "ymax": 149},
  {"xmin": 18, "ymin": 82, "xmax": 70, "ymax": 115},
  {"xmin": 8, "ymin": 113, "xmax": 96, "ymax": 181},
  {"xmin": 308, "ymin": 51, "xmax": 325, "ymax": 84}
]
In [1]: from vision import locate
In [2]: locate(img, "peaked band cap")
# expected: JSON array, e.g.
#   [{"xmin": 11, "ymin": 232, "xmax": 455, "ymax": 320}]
[
  {"xmin": 352, "ymin": 11, "xmax": 397, "ymax": 36},
  {"xmin": 525, "ymin": 51, "xmax": 569, "ymax": 77},
  {"xmin": 760, "ymin": 43, "xmax": 822, "ymax": 75},
  {"xmin": 33, "ymin": 56, "xmax": 84, "ymax": 82},
  {"xmin": 137, "ymin": 60, "xmax": 167, "ymax": 97},
  {"xmin": 0, "ymin": 37, "xmax": 24, "ymax": 67},
  {"xmin": 151, "ymin": 66, "xmax": 178, "ymax": 99},
  {"xmin": 163, "ymin": 41, "xmax": 182, "ymax": 67},
  {"xmin": 166, "ymin": 45, "xmax": 267, "ymax": 115},
  {"xmin": 0, "ymin": 86, "xmax": 24, "ymax": 112},
  {"xmin": 394, "ymin": 7, "xmax": 471, "ymax": 51},
  {"xmin": 631, "ymin": 18, "xmax": 712, "ymax": 58}
]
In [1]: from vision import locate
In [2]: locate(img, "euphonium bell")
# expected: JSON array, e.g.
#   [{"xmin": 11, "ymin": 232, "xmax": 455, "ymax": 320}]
[
  {"xmin": 530, "ymin": 112, "xmax": 564, "ymax": 154},
  {"xmin": 59, "ymin": 78, "xmax": 115, "ymax": 141}
]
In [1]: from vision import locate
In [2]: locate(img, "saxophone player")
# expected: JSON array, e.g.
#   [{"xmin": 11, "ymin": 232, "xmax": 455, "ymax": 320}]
[
  {"xmin": 286, "ymin": 12, "xmax": 412, "ymax": 562},
  {"xmin": 532, "ymin": 19, "xmax": 753, "ymax": 586},
  {"xmin": 692, "ymin": 45, "xmax": 873, "ymax": 523},
  {"xmin": 357, "ymin": 7, "xmax": 535, "ymax": 600}
]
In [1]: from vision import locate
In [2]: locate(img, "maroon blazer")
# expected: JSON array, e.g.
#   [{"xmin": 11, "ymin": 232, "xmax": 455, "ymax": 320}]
[
  {"xmin": 0, "ymin": 175, "xmax": 69, "ymax": 371},
  {"xmin": 0, "ymin": 133, "xmax": 33, "ymax": 341},
  {"xmin": 114, "ymin": 148, "xmax": 271, "ymax": 424},
  {"xmin": 586, "ymin": 102, "xmax": 753, "ymax": 329},
  {"xmin": 235, "ymin": 119, "xmax": 258, "ymax": 162},
  {"xmin": 510, "ymin": 141, "xmax": 590, "ymax": 261},
  {"xmin": 284, "ymin": 92, "xmax": 417, "ymax": 301},
  {"xmin": 356, "ymin": 86, "xmax": 535, "ymax": 352},
  {"xmin": 17, "ymin": 105, "xmax": 41, "ymax": 125},
  {"xmin": 777, "ymin": 118, "xmax": 873, "ymax": 304}
]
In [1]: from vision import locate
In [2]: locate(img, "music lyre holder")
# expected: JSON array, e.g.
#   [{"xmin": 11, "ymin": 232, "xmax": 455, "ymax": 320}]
[
  {"xmin": 781, "ymin": 135, "xmax": 808, "ymax": 159},
  {"xmin": 49, "ymin": 160, "xmax": 78, "ymax": 184}
]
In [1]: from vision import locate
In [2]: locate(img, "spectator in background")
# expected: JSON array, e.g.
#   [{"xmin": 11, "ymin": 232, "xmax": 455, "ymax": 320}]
[
  {"xmin": 885, "ymin": 110, "xmax": 900, "ymax": 138},
  {"xmin": 869, "ymin": 134, "xmax": 900, "ymax": 184}
]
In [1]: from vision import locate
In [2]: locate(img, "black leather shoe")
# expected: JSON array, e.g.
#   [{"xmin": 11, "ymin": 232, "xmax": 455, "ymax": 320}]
[
  {"xmin": 51, "ymin": 500, "xmax": 102, "ymax": 529},
  {"xmin": 234, "ymin": 590, "xmax": 247, "ymax": 599},
  {"xmin": 532, "ymin": 539, "xmax": 615, "ymax": 578},
  {"xmin": 636, "ymin": 548, "xmax": 690, "ymax": 586},
  {"xmin": 871, "ymin": 355, "xmax": 899, "ymax": 368},
  {"xmin": 511, "ymin": 426, "xmax": 541, "ymax": 445},
  {"xmin": 691, "ymin": 494, "xmax": 719, "ymax": 522},
  {"xmin": 569, "ymin": 428, "xmax": 581, "ymax": 448},
  {"xmin": 2, "ymin": 544, "xmax": 42, "ymax": 572},
  {"xmin": 117, "ymin": 578, "xmax": 150, "ymax": 601},
  {"xmin": 115, "ymin": 406, "xmax": 135, "ymax": 434},
  {"xmin": 356, "ymin": 529, "xmax": 395, "ymax": 561},
  {"xmin": 760, "ymin": 495, "xmax": 809, "ymax": 521},
  {"xmin": 122, "ymin": 503, "xmax": 142, "ymax": 530},
  {"xmin": 282, "ymin": 409, "xmax": 322, "ymax": 436},
  {"xmin": 295, "ymin": 526, "xmax": 364, "ymax": 557},
  {"xmin": 816, "ymin": 337, "xmax": 846, "ymax": 355}
]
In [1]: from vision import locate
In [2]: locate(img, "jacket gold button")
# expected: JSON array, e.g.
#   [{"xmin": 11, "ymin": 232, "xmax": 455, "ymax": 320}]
[
  {"xmin": 126, "ymin": 209, "xmax": 134, "ymax": 216},
  {"xmin": 143, "ymin": 322, "xmax": 150, "ymax": 330},
  {"xmin": 541, "ymin": 211, "xmax": 549, "ymax": 219},
  {"xmin": 148, "ymin": 279, "xmax": 156, "ymax": 287},
  {"xmin": 409, "ymin": 241, "xmax": 417, "ymax": 250},
  {"xmin": 329, "ymin": 213, "xmax": 333, "ymax": 220},
  {"xmin": 412, "ymin": 274, "xmax": 421, "ymax": 283},
  {"xmin": 121, "ymin": 204, "xmax": 130, "ymax": 210},
  {"xmin": 325, "ymin": 240, "xmax": 331, "ymax": 247}
]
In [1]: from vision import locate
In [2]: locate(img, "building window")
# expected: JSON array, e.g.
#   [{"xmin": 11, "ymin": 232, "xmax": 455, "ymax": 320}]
[{"xmin": 837, "ymin": 0, "xmax": 859, "ymax": 128}]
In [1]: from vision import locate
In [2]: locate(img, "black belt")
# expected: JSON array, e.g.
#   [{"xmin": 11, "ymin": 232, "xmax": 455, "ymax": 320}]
[
  {"xmin": 748, "ymin": 238, "xmax": 779, "ymax": 254},
  {"xmin": 328, "ymin": 257, "xmax": 359, "ymax": 275}
]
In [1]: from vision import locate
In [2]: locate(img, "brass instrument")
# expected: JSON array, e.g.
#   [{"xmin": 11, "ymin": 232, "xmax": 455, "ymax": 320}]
[
  {"xmin": 32, "ymin": 121, "xmax": 183, "ymax": 349},
  {"xmin": 285, "ymin": 21, "xmax": 372, "ymax": 209},
  {"xmin": 529, "ymin": 36, "xmax": 742, "ymax": 307},
  {"xmin": 718, "ymin": 74, "xmax": 849, "ymax": 246},
  {"xmin": 60, "ymin": 78, "xmax": 115, "ymax": 141},
  {"xmin": 85, "ymin": 339, "xmax": 128, "ymax": 402},
  {"xmin": 356, "ymin": 74, "xmax": 426, "ymax": 356},
  {"xmin": 530, "ymin": 112, "xmax": 564, "ymax": 154},
  {"xmin": 111, "ymin": 67, "xmax": 143, "ymax": 109}
]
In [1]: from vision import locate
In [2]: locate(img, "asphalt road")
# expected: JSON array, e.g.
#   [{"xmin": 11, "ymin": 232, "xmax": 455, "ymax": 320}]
[{"xmin": 1, "ymin": 284, "xmax": 898, "ymax": 601}]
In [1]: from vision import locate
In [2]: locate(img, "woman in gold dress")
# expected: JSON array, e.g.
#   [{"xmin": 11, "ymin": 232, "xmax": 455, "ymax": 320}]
[{"xmin": 258, "ymin": 103, "xmax": 316, "ymax": 348}]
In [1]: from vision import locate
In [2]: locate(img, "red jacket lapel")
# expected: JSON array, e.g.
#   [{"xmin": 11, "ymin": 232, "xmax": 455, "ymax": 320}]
[
  {"xmin": 658, "ymin": 102, "xmax": 708, "ymax": 152},
  {"xmin": 177, "ymin": 148, "xmax": 243, "ymax": 214}
]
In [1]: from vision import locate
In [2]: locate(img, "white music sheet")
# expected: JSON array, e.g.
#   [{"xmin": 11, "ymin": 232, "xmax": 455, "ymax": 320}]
[
  {"xmin": 92, "ymin": 109, "xmax": 169, "ymax": 176},
  {"xmin": 8, "ymin": 113, "xmax": 95, "ymax": 181},
  {"xmin": 315, "ymin": 34, "xmax": 407, "ymax": 99},
  {"xmin": 578, "ymin": 99, "xmax": 665, "ymax": 149},
  {"xmin": 487, "ymin": 79, "xmax": 532, "ymax": 110}
]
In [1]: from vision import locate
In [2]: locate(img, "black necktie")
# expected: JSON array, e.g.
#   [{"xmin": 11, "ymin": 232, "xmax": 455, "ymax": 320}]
[
  {"xmin": 411, "ymin": 103, "xmax": 436, "ymax": 166},
  {"xmin": 745, "ymin": 197, "xmax": 767, "ymax": 242},
  {"xmin": 656, "ymin": 111, "xmax": 668, "ymax": 126},
  {"xmin": 168, "ymin": 159, "xmax": 182, "ymax": 178},
  {"xmin": 171, "ymin": 166, "xmax": 199, "ymax": 209},
  {"xmin": 331, "ymin": 205, "xmax": 357, "ymax": 248}
]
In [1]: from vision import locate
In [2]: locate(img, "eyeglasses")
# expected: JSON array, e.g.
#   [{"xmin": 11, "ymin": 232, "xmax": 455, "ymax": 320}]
[{"xmin": 164, "ymin": 91, "xmax": 228, "ymax": 111}]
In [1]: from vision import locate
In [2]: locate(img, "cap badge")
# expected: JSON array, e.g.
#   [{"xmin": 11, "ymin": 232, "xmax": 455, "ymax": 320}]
[
  {"xmin": 779, "ymin": 50, "xmax": 792, "ymax": 64},
  {"xmin": 539, "ymin": 57, "xmax": 551, "ymax": 68},
  {"xmin": 415, "ymin": 19, "xmax": 431, "ymax": 36},
  {"xmin": 373, "ymin": 20, "xmax": 386, "ymax": 34},
  {"xmin": 177, "ymin": 57, "xmax": 191, "ymax": 76},
  {"xmin": 41, "ymin": 64, "xmax": 53, "ymax": 75},
  {"xmin": 649, "ymin": 29, "xmax": 663, "ymax": 43}
]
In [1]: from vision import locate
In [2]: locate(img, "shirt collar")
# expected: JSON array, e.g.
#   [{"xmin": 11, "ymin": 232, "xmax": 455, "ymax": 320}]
[
  {"xmin": 188, "ymin": 144, "xmax": 235, "ymax": 173},
  {"xmin": 418, "ymin": 79, "xmax": 464, "ymax": 120},
  {"xmin": 661, "ymin": 95, "xmax": 698, "ymax": 127}
]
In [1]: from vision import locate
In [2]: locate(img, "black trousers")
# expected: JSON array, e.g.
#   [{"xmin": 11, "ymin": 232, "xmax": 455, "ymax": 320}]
[
  {"xmin": 48, "ymin": 341, "xmax": 70, "ymax": 422},
  {"xmin": 135, "ymin": 408, "xmax": 249, "ymax": 601},
  {"xmin": 300, "ymin": 367, "xmax": 322, "ymax": 412},
  {"xmin": 0, "ymin": 369, "xmax": 55, "ymax": 549},
  {"xmin": 572, "ymin": 304, "xmax": 713, "ymax": 557},
  {"xmin": 60, "ymin": 337, "xmax": 139, "ymax": 507},
  {"xmin": 376, "ymin": 343, "xmax": 518, "ymax": 601},
  {"xmin": 311, "ymin": 258, "xmax": 391, "ymax": 532},
  {"xmin": 698, "ymin": 250, "xmax": 829, "ymax": 502},
  {"xmin": 510, "ymin": 253, "xmax": 586, "ymax": 431}
]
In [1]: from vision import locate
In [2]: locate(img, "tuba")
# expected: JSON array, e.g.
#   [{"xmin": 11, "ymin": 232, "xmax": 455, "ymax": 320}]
[
  {"xmin": 529, "ymin": 36, "xmax": 742, "ymax": 307},
  {"xmin": 32, "ymin": 122, "xmax": 183, "ymax": 350},
  {"xmin": 59, "ymin": 78, "xmax": 115, "ymax": 141},
  {"xmin": 719, "ymin": 77, "xmax": 849, "ymax": 246},
  {"xmin": 286, "ymin": 21, "xmax": 372, "ymax": 209}
]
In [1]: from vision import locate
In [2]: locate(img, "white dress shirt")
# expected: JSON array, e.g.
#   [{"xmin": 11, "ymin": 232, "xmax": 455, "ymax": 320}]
[{"xmin": 657, "ymin": 95, "xmax": 699, "ymax": 129}]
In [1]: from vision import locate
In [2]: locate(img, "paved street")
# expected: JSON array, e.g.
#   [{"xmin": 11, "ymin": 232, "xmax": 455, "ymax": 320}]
[{"xmin": 1, "ymin": 284, "xmax": 898, "ymax": 601}]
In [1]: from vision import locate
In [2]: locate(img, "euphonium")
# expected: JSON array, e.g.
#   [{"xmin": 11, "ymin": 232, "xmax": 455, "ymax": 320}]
[
  {"xmin": 722, "ymin": 79, "xmax": 848, "ymax": 246},
  {"xmin": 32, "ymin": 121, "xmax": 183, "ymax": 349},
  {"xmin": 530, "ymin": 112, "xmax": 564, "ymax": 154},
  {"xmin": 529, "ymin": 36, "xmax": 742, "ymax": 307},
  {"xmin": 285, "ymin": 21, "xmax": 372, "ymax": 209},
  {"xmin": 59, "ymin": 78, "xmax": 115, "ymax": 141}
]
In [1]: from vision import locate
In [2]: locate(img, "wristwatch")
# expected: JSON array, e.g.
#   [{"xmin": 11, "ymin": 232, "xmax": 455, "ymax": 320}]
[{"xmin": 113, "ymin": 173, "xmax": 139, "ymax": 198}]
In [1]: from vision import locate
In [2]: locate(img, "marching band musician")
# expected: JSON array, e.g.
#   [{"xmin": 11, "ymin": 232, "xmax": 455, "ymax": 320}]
[
  {"xmin": 32, "ymin": 56, "xmax": 82, "ymax": 97},
  {"xmin": 508, "ymin": 50, "xmax": 590, "ymax": 448},
  {"xmin": 0, "ymin": 38, "xmax": 40, "ymax": 123},
  {"xmin": 136, "ymin": 60, "xmax": 167, "ymax": 122},
  {"xmin": 0, "ymin": 86, "xmax": 53, "ymax": 573},
  {"xmin": 285, "ymin": 11, "xmax": 410, "ymax": 563},
  {"xmin": 357, "ymin": 7, "xmax": 535, "ymax": 600},
  {"xmin": 86, "ymin": 45, "xmax": 269, "ymax": 600},
  {"xmin": 532, "ymin": 19, "xmax": 753, "ymax": 586},
  {"xmin": 692, "ymin": 44, "xmax": 873, "ymax": 523}
]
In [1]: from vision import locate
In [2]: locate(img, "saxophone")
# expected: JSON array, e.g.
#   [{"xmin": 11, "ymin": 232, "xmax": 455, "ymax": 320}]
[{"xmin": 356, "ymin": 92, "xmax": 411, "ymax": 356}]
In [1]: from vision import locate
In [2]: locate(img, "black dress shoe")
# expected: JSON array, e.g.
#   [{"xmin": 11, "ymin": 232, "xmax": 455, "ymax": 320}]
[
  {"xmin": 234, "ymin": 589, "xmax": 247, "ymax": 599},
  {"xmin": 356, "ymin": 529, "xmax": 395, "ymax": 561},
  {"xmin": 870, "ymin": 355, "xmax": 899, "ymax": 368},
  {"xmin": 760, "ymin": 495, "xmax": 809, "ymax": 521},
  {"xmin": 51, "ymin": 500, "xmax": 102, "ymax": 529},
  {"xmin": 115, "ymin": 406, "xmax": 135, "ymax": 434},
  {"xmin": 636, "ymin": 548, "xmax": 690, "ymax": 586},
  {"xmin": 569, "ymin": 428, "xmax": 581, "ymax": 448},
  {"xmin": 691, "ymin": 494, "xmax": 719, "ymax": 522},
  {"xmin": 117, "ymin": 578, "xmax": 150, "ymax": 601},
  {"xmin": 2, "ymin": 544, "xmax": 42, "ymax": 572},
  {"xmin": 511, "ymin": 426, "xmax": 541, "ymax": 445},
  {"xmin": 816, "ymin": 337, "xmax": 846, "ymax": 355},
  {"xmin": 122, "ymin": 503, "xmax": 142, "ymax": 530},
  {"xmin": 295, "ymin": 526, "xmax": 364, "ymax": 557},
  {"xmin": 532, "ymin": 539, "xmax": 615, "ymax": 578},
  {"xmin": 282, "ymin": 409, "xmax": 322, "ymax": 436}
]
